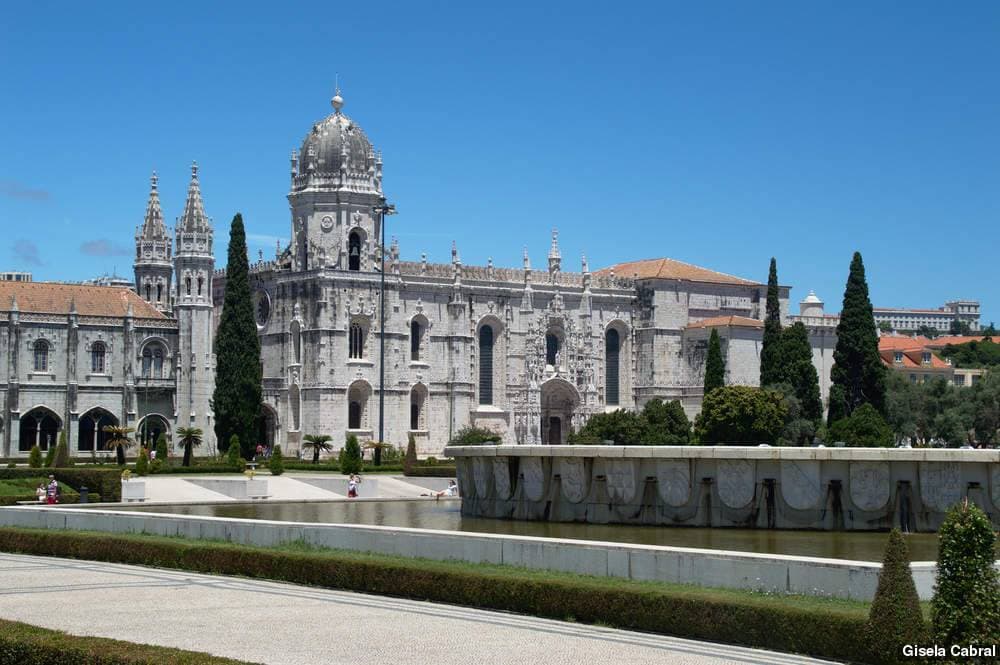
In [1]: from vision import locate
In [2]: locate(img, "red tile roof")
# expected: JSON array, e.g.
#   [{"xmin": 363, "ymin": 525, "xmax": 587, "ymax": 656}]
[
  {"xmin": 924, "ymin": 335, "xmax": 994, "ymax": 349},
  {"xmin": 686, "ymin": 315, "xmax": 764, "ymax": 330},
  {"xmin": 0, "ymin": 282, "xmax": 165, "ymax": 319},
  {"xmin": 878, "ymin": 335, "xmax": 933, "ymax": 352},
  {"xmin": 595, "ymin": 257, "xmax": 760, "ymax": 286}
]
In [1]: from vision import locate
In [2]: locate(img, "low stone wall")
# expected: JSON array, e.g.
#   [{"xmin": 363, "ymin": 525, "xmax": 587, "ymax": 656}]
[
  {"xmin": 0, "ymin": 504, "xmax": 941, "ymax": 600},
  {"xmin": 444, "ymin": 445, "xmax": 1000, "ymax": 532}
]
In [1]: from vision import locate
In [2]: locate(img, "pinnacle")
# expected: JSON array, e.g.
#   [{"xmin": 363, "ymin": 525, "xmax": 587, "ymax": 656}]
[
  {"xmin": 139, "ymin": 169, "xmax": 167, "ymax": 240},
  {"xmin": 177, "ymin": 161, "xmax": 210, "ymax": 234}
]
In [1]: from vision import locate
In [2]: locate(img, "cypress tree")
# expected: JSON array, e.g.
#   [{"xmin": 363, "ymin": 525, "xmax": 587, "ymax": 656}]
[
  {"xmin": 828, "ymin": 252, "xmax": 887, "ymax": 424},
  {"xmin": 779, "ymin": 323, "xmax": 823, "ymax": 423},
  {"xmin": 212, "ymin": 213, "xmax": 262, "ymax": 458},
  {"xmin": 865, "ymin": 529, "xmax": 927, "ymax": 664},
  {"xmin": 760, "ymin": 257, "xmax": 783, "ymax": 386},
  {"xmin": 704, "ymin": 328, "xmax": 725, "ymax": 395}
]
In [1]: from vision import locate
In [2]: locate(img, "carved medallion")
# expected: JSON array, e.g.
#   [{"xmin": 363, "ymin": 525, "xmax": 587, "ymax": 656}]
[
  {"xmin": 560, "ymin": 457, "xmax": 588, "ymax": 503},
  {"xmin": 522, "ymin": 457, "xmax": 546, "ymax": 502},
  {"xmin": 320, "ymin": 215, "xmax": 334, "ymax": 231},
  {"xmin": 849, "ymin": 462, "xmax": 890, "ymax": 511},
  {"xmin": 656, "ymin": 460, "xmax": 690, "ymax": 507},
  {"xmin": 780, "ymin": 460, "xmax": 822, "ymax": 510},
  {"xmin": 472, "ymin": 457, "xmax": 492, "ymax": 499},
  {"xmin": 919, "ymin": 462, "xmax": 963, "ymax": 513},
  {"xmin": 493, "ymin": 458, "xmax": 511, "ymax": 501},
  {"xmin": 717, "ymin": 459, "xmax": 755, "ymax": 509},
  {"xmin": 606, "ymin": 460, "xmax": 638, "ymax": 504}
]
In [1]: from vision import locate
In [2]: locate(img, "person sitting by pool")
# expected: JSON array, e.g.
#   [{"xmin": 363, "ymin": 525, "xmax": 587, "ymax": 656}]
[{"xmin": 422, "ymin": 481, "xmax": 458, "ymax": 499}]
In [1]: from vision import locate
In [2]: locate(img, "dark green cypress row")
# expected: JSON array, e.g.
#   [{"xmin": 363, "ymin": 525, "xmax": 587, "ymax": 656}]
[
  {"xmin": 760, "ymin": 257, "xmax": 783, "ymax": 386},
  {"xmin": 704, "ymin": 328, "xmax": 725, "ymax": 395},
  {"xmin": 828, "ymin": 252, "xmax": 887, "ymax": 425},
  {"xmin": 212, "ymin": 213, "xmax": 262, "ymax": 457},
  {"xmin": 779, "ymin": 323, "xmax": 823, "ymax": 423}
]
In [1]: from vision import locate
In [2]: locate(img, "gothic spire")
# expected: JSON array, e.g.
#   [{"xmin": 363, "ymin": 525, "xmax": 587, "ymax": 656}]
[
  {"xmin": 139, "ymin": 171, "xmax": 167, "ymax": 240},
  {"xmin": 177, "ymin": 161, "xmax": 210, "ymax": 233},
  {"xmin": 548, "ymin": 228, "xmax": 561, "ymax": 274}
]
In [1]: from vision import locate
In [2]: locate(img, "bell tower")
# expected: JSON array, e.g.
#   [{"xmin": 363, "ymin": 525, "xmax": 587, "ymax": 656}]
[{"xmin": 134, "ymin": 171, "xmax": 173, "ymax": 312}]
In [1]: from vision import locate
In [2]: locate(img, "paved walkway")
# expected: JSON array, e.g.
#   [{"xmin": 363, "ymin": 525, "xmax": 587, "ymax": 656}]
[
  {"xmin": 137, "ymin": 474, "xmax": 444, "ymax": 504},
  {"xmin": 0, "ymin": 553, "xmax": 836, "ymax": 665}
]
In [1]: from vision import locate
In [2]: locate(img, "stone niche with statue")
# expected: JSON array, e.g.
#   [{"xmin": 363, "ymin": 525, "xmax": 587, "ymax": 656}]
[{"xmin": 444, "ymin": 445, "xmax": 1000, "ymax": 532}]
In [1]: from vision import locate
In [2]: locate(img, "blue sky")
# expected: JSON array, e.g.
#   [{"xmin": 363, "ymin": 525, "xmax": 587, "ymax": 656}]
[{"xmin": 2, "ymin": 1, "xmax": 998, "ymax": 323}]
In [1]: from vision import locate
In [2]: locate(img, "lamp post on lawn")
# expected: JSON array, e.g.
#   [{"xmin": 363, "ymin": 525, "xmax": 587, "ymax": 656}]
[{"xmin": 373, "ymin": 197, "xmax": 396, "ymax": 466}]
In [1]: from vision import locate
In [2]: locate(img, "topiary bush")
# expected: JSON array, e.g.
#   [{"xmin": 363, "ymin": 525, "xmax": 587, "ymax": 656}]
[
  {"xmin": 155, "ymin": 433, "xmax": 169, "ymax": 464},
  {"xmin": 43, "ymin": 444, "xmax": 56, "ymax": 468},
  {"xmin": 403, "ymin": 434, "xmax": 418, "ymax": 475},
  {"xmin": 28, "ymin": 446, "xmax": 42, "ymax": 469},
  {"xmin": 864, "ymin": 529, "xmax": 927, "ymax": 664},
  {"xmin": 134, "ymin": 448, "xmax": 149, "ymax": 476},
  {"xmin": 226, "ymin": 435, "xmax": 244, "ymax": 469},
  {"xmin": 339, "ymin": 435, "xmax": 362, "ymax": 475},
  {"xmin": 268, "ymin": 445, "xmax": 284, "ymax": 476},
  {"xmin": 829, "ymin": 403, "xmax": 894, "ymax": 447},
  {"xmin": 449, "ymin": 426, "xmax": 501, "ymax": 445},
  {"xmin": 931, "ymin": 500, "xmax": 1000, "ymax": 649},
  {"xmin": 52, "ymin": 432, "xmax": 71, "ymax": 469}
]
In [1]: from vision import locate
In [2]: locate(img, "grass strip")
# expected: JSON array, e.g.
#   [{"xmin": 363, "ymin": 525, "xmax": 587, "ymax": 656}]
[
  {"xmin": 0, "ymin": 617, "xmax": 259, "ymax": 664},
  {"xmin": 0, "ymin": 526, "xmax": 875, "ymax": 663}
]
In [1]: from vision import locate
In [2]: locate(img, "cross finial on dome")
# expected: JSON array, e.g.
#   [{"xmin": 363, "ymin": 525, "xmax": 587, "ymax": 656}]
[
  {"xmin": 331, "ymin": 75, "xmax": 344, "ymax": 113},
  {"xmin": 191, "ymin": 161, "xmax": 199, "ymax": 179},
  {"xmin": 150, "ymin": 170, "xmax": 158, "ymax": 192}
]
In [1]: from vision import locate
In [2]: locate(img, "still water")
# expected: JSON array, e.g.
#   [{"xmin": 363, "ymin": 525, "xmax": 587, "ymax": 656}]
[{"xmin": 111, "ymin": 499, "xmax": 944, "ymax": 562}]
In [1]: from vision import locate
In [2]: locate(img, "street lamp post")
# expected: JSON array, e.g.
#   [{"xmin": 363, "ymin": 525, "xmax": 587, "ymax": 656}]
[{"xmin": 373, "ymin": 198, "xmax": 396, "ymax": 466}]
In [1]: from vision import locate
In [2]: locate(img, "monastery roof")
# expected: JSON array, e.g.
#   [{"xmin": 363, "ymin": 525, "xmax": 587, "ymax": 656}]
[
  {"xmin": 595, "ymin": 257, "xmax": 760, "ymax": 286},
  {"xmin": 686, "ymin": 315, "xmax": 764, "ymax": 330},
  {"xmin": 0, "ymin": 281, "xmax": 165, "ymax": 319}
]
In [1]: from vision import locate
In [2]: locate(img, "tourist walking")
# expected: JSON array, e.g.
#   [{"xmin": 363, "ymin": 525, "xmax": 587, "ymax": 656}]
[{"xmin": 46, "ymin": 476, "xmax": 59, "ymax": 505}]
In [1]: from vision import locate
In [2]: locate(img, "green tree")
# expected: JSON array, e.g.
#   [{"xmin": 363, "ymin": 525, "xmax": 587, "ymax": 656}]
[
  {"xmin": 916, "ymin": 325, "xmax": 940, "ymax": 339},
  {"xmin": 403, "ymin": 433, "xmax": 418, "ymax": 475},
  {"xmin": 949, "ymin": 319, "xmax": 972, "ymax": 336},
  {"xmin": 931, "ymin": 501, "xmax": 1000, "ymax": 648},
  {"xmin": 983, "ymin": 321, "xmax": 997, "ymax": 337},
  {"xmin": 103, "ymin": 425, "xmax": 135, "ymax": 466},
  {"xmin": 155, "ymin": 433, "xmax": 169, "ymax": 464},
  {"xmin": 760, "ymin": 257, "xmax": 783, "ymax": 386},
  {"xmin": 449, "ymin": 426, "xmax": 502, "ymax": 444},
  {"xmin": 704, "ymin": 328, "xmax": 725, "ymax": 395},
  {"xmin": 43, "ymin": 443, "xmax": 56, "ymax": 468},
  {"xmin": 302, "ymin": 434, "xmax": 334, "ymax": 464},
  {"xmin": 829, "ymin": 403, "xmax": 893, "ymax": 447},
  {"xmin": 828, "ymin": 252, "xmax": 887, "ymax": 424},
  {"xmin": 940, "ymin": 339, "xmax": 1000, "ymax": 369},
  {"xmin": 268, "ymin": 444, "xmax": 284, "ymax": 476},
  {"xmin": 135, "ymin": 447, "xmax": 149, "ymax": 476},
  {"xmin": 640, "ymin": 398, "xmax": 691, "ymax": 444},
  {"xmin": 28, "ymin": 445, "xmax": 42, "ymax": 469},
  {"xmin": 776, "ymin": 323, "xmax": 823, "ymax": 423},
  {"xmin": 176, "ymin": 427, "xmax": 203, "ymax": 468},
  {"xmin": 877, "ymin": 321, "xmax": 893, "ymax": 334},
  {"xmin": 340, "ymin": 434, "xmax": 362, "ymax": 475},
  {"xmin": 212, "ymin": 213, "xmax": 262, "ymax": 459},
  {"xmin": 772, "ymin": 383, "xmax": 817, "ymax": 446},
  {"xmin": 570, "ymin": 409, "xmax": 645, "ymax": 444},
  {"xmin": 226, "ymin": 434, "xmax": 244, "ymax": 468},
  {"xmin": 52, "ymin": 431, "xmax": 71, "ymax": 468},
  {"xmin": 864, "ymin": 529, "xmax": 927, "ymax": 664},
  {"xmin": 694, "ymin": 386, "xmax": 787, "ymax": 444}
]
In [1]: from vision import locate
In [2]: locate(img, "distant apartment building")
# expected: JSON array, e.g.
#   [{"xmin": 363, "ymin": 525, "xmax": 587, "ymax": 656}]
[
  {"xmin": 878, "ymin": 334, "xmax": 988, "ymax": 387},
  {"xmin": 82, "ymin": 273, "xmax": 135, "ymax": 288},
  {"xmin": 873, "ymin": 300, "xmax": 980, "ymax": 333},
  {"xmin": 0, "ymin": 272, "xmax": 32, "ymax": 282}
]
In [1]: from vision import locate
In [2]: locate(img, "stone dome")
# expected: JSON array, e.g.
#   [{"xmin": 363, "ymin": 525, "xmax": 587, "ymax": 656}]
[{"xmin": 292, "ymin": 91, "xmax": 381, "ymax": 194}]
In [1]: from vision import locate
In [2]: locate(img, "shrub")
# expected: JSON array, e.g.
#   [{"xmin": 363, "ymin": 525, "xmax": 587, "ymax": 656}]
[
  {"xmin": 268, "ymin": 445, "xmax": 284, "ymax": 476},
  {"xmin": 226, "ymin": 435, "xmax": 244, "ymax": 469},
  {"xmin": 640, "ymin": 398, "xmax": 691, "ymax": 444},
  {"xmin": 155, "ymin": 433, "xmax": 169, "ymax": 463},
  {"xmin": 149, "ymin": 458, "xmax": 162, "ymax": 474},
  {"xmin": 28, "ymin": 446, "xmax": 42, "ymax": 469},
  {"xmin": 572, "ymin": 409, "xmax": 644, "ymax": 444},
  {"xmin": 0, "ymin": 468, "xmax": 121, "ymax": 502},
  {"xmin": 52, "ymin": 432, "xmax": 71, "ymax": 468},
  {"xmin": 43, "ymin": 445, "xmax": 56, "ymax": 468},
  {"xmin": 864, "ymin": 529, "xmax": 927, "ymax": 664},
  {"xmin": 405, "ymin": 465, "xmax": 456, "ymax": 478},
  {"xmin": 449, "ymin": 426, "xmax": 501, "ymax": 445},
  {"xmin": 403, "ymin": 434, "xmax": 417, "ymax": 475},
  {"xmin": 695, "ymin": 386, "xmax": 788, "ymax": 444},
  {"xmin": 931, "ymin": 500, "xmax": 1000, "ymax": 648},
  {"xmin": 134, "ymin": 448, "xmax": 149, "ymax": 476},
  {"xmin": 829, "ymin": 403, "xmax": 894, "ymax": 447},
  {"xmin": 339, "ymin": 435, "xmax": 362, "ymax": 475}
]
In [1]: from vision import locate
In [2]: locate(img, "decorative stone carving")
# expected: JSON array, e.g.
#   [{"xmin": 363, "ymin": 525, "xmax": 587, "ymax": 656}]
[
  {"xmin": 991, "ymin": 465, "xmax": 1000, "ymax": 509},
  {"xmin": 493, "ymin": 457, "xmax": 511, "ymax": 501},
  {"xmin": 521, "ymin": 457, "xmax": 546, "ymax": 502},
  {"xmin": 849, "ymin": 462, "xmax": 890, "ymax": 511},
  {"xmin": 472, "ymin": 457, "xmax": 492, "ymax": 499},
  {"xmin": 605, "ymin": 460, "xmax": 638, "ymax": 504},
  {"xmin": 919, "ymin": 462, "xmax": 963, "ymax": 513},
  {"xmin": 717, "ymin": 459, "xmax": 754, "ymax": 509},
  {"xmin": 655, "ymin": 460, "xmax": 690, "ymax": 507},
  {"xmin": 560, "ymin": 457, "xmax": 588, "ymax": 503},
  {"xmin": 320, "ymin": 215, "xmax": 334, "ymax": 231},
  {"xmin": 780, "ymin": 460, "xmax": 822, "ymax": 510}
]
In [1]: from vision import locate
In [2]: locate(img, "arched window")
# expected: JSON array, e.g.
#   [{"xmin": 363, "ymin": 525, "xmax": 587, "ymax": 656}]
[
  {"xmin": 33, "ymin": 340, "xmax": 49, "ymax": 372},
  {"xmin": 153, "ymin": 347, "xmax": 163, "ymax": 378},
  {"xmin": 156, "ymin": 283, "xmax": 163, "ymax": 302},
  {"xmin": 141, "ymin": 344, "xmax": 166, "ymax": 379},
  {"xmin": 19, "ymin": 408, "xmax": 60, "ymax": 452},
  {"xmin": 185, "ymin": 277, "xmax": 192, "ymax": 295},
  {"xmin": 145, "ymin": 284, "xmax": 151, "ymax": 301},
  {"xmin": 410, "ymin": 385, "xmax": 427, "ymax": 430},
  {"xmin": 347, "ymin": 382, "xmax": 370, "ymax": 430},
  {"xmin": 410, "ymin": 319, "xmax": 422, "ymax": 361},
  {"xmin": 348, "ymin": 232, "xmax": 361, "ymax": 271},
  {"xmin": 78, "ymin": 409, "xmax": 117, "ymax": 452},
  {"xmin": 197, "ymin": 276, "xmax": 204, "ymax": 296},
  {"xmin": 349, "ymin": 322, "xmax": 366, "ymax": 359},
  {"xmin": 479, "ymin": 325, "xmax": 494, "ymax": 405},
  {"xmin": 91, "ymin": 342, "xmax": 106, "ymax": 374},
  {"xmin": 349, "ymin": 401, "xmax": 362, "ymax": 429},
  {"xmin": 605, "ymin": 328, "xmax": 621, "ymax": 406},
  {"xmin": 545, "ymin": 333, "xmax": 559, "ymax": 367}
]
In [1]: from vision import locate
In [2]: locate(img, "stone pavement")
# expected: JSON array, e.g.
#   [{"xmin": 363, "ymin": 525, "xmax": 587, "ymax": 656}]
[
  {"xmin": 137, "ymin": 474, "xmax": 444, "ymax": 503},
  {"xmin": 0, "ymin": 553, "xmax": 837, "ymax": 665}
]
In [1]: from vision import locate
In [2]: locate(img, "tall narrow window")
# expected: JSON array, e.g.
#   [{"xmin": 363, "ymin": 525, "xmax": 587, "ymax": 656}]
[
  {"xmin": 141, "ymin": 347, "xmax": 152, "ymax": 377},
  {"xmin": 185, "ymin": 277, "xmax": 192, "ymax": 295},
  {"xmin": 145, "ymin": 284, "xmax": 151, "ymax": 301},
  {"xmin": 479, "ymin": 326, "xmax": 494, "ymax": 405},
  {"xmin": 410, "ymin": 320, "xmax": 421, "ymax": 361},
  {"xmin": 349, "ymin": 322, "xmax": 365, "ymax": 359},
  {"xmin": 545, "ymin": 333, "xmax": 558, "ymax": 366},
  {"xmin": 348, "ymin": 232, "xmax": 361, "ymax": 271},
  {"xmin": 156, "ymin": 283, "xmax": 162, "ymax": 302},
  {"xmin": 91, "ymin": 342, "xmax": 106, "ymax": 374},
  {"xmin": 605, "ymin": 328, "xmax": 620, "ymax": 406},
  {"xmin": 33, "ymin": 340, "xmax": 49, "ymax": 372},
  {"xmin": 349, "ymin": 401, "xmax": 362, "ymax": 429},
  {"xmin": 197, "ymin": 276, "xmax": 203, "ymax": 296},
  {"xmin": 152, "ymin": 347, "xmax": 164, "ymax": 378}
]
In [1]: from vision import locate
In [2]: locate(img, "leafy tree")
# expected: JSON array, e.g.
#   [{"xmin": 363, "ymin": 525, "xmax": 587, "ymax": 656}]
[
  {"xmin": 43, "ymin": 443, "xmax": 56, "ymax": 468},
  {"xmin": 760, "ymin": 257, "xmax": 783, "ymax": 386},
  {"xmin": 226, "ymin": 434, "xmax": 244, "ymax": 468},
  {"xmin": 403, "ymin": 433, "xmax": 418, "ymax": 474},
  {"xmin": 449, "ymin": 426, "xmax": 502, "ymax": 444},
  {"xmin": 570, "ymin": 409, "xmax": 645, "ymax": 444},
  {"xmin": 52, "ymin": 431, "xmax": 71, "ymax": 468},
  {"xmin": 704, "ymin": 328, "xmax": 725, "ymax": 395},
  {"xmin": 771, "ymin": 383, "xmax": 817, "ymax": 446},
  {"xmin": 155, "ymin": 433, "xmax": 169, "ymax": 464},
  {"xmin": 940, "ymin": 339, "xmax": 1000, "ymax": 369},
  {"xmin": 828, "ymin": 403, "xmax": 893, "ymax": 447},
  {"xmin": 864, "ymin": 529, "xmax": 927, "ymax": 664},
  {"xmin": 949, "ymin": 319, "xmax": 972, "ymax": 336},
  {"xmin": 302, "ymin": 434, "xmax": 334, "ymax": 464},
  {"xmin": 828, "ymin": 252, "xmax": 887, "ymax": 424},
  {"xmin": 103, "ymin": 425, "xmax": 135, "ymax": 466},
  {"xmin": 877, "ymin": 321, "xmax": 893, "ymax": 333},
  {"xmin": 969, "ymin": 372, "xmax": 1000, "ymax": 445},
  {"xmin": 640, "ymin": 398, "xmax": 691, "ymax": 444},
  {"xmin": 135, "ymin": 448, "xmax": 149, "ymax": 476},
  {"xmin": 268, "ymin": 444, "xmax": 284, "ymax": 476},
  {"xmin": 28, "ymin": 445, "xmax": 42, "ymax": 469},
  {"xmin": 776, "ymin": 323, "xmax": 823, "ymax": 423},
  {"xmin": 176, "ymin": 427, "xmax": 203, "ymax": 468},
  {"xmin": 340, "ymin": 434, "xmax": 362, "ymax": 475},
  {"xmin": 931, "ymin": 501, "xmax": 1000, "ymax": 648},
  {"xmin": 694, "ymin": 386, "xmax": 787, "ymax": 444},
  {"xmin": 212, "ymin": 213, "xmax": 262, "ymax": 458},
  {"xmin": 983, "ymin": 321, "xmax": 997, "ymax": 337},
  {"xmin": 916, "ymin": 325, "xmax": 940, "ymax": 339}
]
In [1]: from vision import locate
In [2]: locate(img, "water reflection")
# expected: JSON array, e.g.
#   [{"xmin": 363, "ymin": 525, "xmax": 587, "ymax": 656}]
[{"xmin": 111, "ymin": 500, "xmax": 943, "ymax": 562}]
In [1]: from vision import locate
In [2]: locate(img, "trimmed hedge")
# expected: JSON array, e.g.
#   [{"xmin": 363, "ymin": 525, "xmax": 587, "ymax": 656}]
[
  {"xmin": 0, "ymin": 468, "xmax": 120, "ymax": 502},
  {"xmin": 0, "ymin": 528, "xmax": 874, "ymax": 664},
  {"xmin": 0, "ymin": 617, "xmax": 257, "ymax": 664},
  {"xmin": 404, "ymin": 465, "xmax": 456, "ymax": 477}
]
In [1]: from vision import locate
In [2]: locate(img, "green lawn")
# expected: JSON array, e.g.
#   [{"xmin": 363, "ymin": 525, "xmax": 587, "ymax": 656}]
[{"xmin": 0, "ymin": 477, "xmax": 76, "ymax": 497}]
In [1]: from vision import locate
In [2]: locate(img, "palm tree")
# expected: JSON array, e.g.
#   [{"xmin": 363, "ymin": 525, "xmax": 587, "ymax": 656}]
[
  {"xmin": 176, "ymin": 427, "xmax": 203, "ymax": 468},
  {"xmin": 103, "ymin": 425, "xmax": 136, "ymax": 466},
  {"xmin": 302, "ymin": 434, "xmax": 334, "ymax": 465}
]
